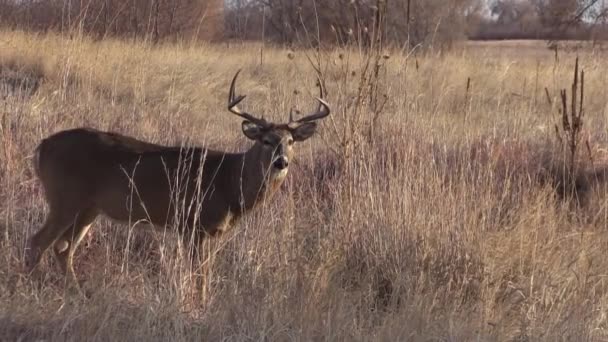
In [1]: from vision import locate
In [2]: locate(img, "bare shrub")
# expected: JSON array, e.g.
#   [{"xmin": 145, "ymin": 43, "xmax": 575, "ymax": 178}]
[
  {"xmin": 224, "ymin": 0, "xmax": 482, "ymax": 49},
  {"xmin": 0, "ymin": 0, "xmax": 224, "ymax": 42}
]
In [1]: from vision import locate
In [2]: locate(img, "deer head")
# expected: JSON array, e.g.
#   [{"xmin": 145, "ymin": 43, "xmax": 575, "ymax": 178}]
[{"xmin": 227, "ymin": 70, "xmax": 330, "ymax": 183}]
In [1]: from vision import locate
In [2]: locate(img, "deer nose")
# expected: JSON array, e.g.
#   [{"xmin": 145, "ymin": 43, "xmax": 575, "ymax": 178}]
[{"xmin": 273, "ymin": 156, "xmax": 289, "ymax": 170}]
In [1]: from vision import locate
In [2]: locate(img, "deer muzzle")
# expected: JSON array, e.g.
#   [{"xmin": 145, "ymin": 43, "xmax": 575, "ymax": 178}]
[{"xmin": 273, "ymin": 156, "xmax": 289, "ymax": 170}]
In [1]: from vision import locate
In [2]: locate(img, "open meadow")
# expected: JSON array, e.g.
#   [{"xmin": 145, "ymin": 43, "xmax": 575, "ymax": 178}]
[{"xmin": 2, "ymin": 31, "xmax": 608, "ymax": 341}]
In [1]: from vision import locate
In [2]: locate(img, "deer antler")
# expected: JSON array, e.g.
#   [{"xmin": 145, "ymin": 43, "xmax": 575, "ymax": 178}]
[
  {"xmin": 290, "ymin": 77, "xmax": 331, "ymax": 125},
  {"xmin": 228, "ymin": 70, "xmax": 269, "ymax": 127}
]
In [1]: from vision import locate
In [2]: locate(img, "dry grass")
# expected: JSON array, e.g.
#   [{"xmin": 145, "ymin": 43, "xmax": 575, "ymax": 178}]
[{"xmin": 2, "ymin": 30, "xmax": 608, "ymax": 341}]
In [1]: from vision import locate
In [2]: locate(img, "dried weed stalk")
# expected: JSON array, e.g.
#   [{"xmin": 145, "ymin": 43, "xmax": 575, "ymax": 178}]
[
  {"xmin": 298, "ymin": 0, "xmax": 390, "ymax": 163},
  {"xmin": 553, "ymin": 57, "xmax": 589, "ymax": 195}
]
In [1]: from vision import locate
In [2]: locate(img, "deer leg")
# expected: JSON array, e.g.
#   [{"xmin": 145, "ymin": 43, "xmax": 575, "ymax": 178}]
[
  {"xmin": 180, "ymin": 230, "xmax": 208, "ymax": 302},
  {"xmin": 53, "ymin": 208, "xmax": 98, "ymax": 284},
  {"xmin": 26, "ymin": 207, "xmax": 81, "ymax": 273},
  {"xmin": 199, "ymin": 236, "xmax": 217, "ymax": 303},
  {"xmin": 180, "ymin": 229, "xmax": 203, "ymax": 267}
]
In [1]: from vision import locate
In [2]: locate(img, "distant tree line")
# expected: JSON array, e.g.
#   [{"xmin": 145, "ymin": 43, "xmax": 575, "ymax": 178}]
[
  {"xmin": 0, "ymin": 0, "xmax": 224, "ymax": 41},
  {"xmin": 473, "ymin": 0, "xmax": 608, "ymax": 40},
  {"xmin": 0, "ymin": 0, "xmax": 484, "ymax": 47},
  {"xmin": 225, "ymin": 0, "xmax": 607, "ymax": 47},
  {"xmin": 225, "ymin": 0, "xmax": 484, "ymax": 49},
  {"xmin": 0, "ymin": 0, "xmax": 607, "ymax": 45}
]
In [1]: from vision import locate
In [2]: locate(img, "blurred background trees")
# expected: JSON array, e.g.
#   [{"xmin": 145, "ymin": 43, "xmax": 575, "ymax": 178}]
[
  {"xmin": 0, "ymin": 0, "xmax": 606, "ymax": 46},
  {"xmin": 223, "ymin": 0, "xmax": 484, "ymax": 48},
  {"xmin": 223, "ymin": 0, "xmax": 606, "ymax": 46},
  {"xmin": 478, "ymin": 0, "xmax": 608, "ymax": 40},
  {"xmin": 0, "ymin": 0, "xmax": 224, "ymax": 41}
]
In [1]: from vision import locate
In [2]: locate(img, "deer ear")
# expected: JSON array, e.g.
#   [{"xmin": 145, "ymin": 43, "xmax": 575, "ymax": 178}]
[
  {"xmin": 291, "ymin": 122, "xmax": 317, "ymax": 142},
  {"xmin": 242, "ymin": 121, "xmax": 263, "ymax": 140}
]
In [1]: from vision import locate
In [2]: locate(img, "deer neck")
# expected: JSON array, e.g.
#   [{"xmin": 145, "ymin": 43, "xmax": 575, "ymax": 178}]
[{"xmin": 234, "ymin": 142, "xmax": 276, "ymax": 212}]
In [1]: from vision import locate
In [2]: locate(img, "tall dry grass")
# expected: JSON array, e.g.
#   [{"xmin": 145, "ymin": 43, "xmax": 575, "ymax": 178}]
[{"xmin": 2, "ymin": 30, "xmax": 608, "ymax": 340}]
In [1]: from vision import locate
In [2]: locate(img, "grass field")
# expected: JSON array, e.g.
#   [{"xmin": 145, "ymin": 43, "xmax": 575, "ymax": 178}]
[{"xmin": 2, "ymin": 31, "xmax": 608, "ymax": 341}]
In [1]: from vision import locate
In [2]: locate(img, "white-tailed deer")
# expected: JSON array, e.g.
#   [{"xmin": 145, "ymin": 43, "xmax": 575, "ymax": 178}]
[{"xmin": 25, "ymin": 70, "xmax": 330, "ymax": 284}]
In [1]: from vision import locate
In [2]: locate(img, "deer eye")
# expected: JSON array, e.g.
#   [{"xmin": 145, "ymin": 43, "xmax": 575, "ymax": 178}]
[
  {"xmin": 262, "ymin": 139, "xmax": 273, "ymax": 146},
  {"xmin": 287, "ymin": 138, "xmax": 294, "ymax": 146}
]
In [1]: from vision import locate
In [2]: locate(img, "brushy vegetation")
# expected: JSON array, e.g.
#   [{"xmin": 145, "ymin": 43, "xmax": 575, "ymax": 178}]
[{"xmin": 2, "ymin": 30, "xmax": 608, "ymax": 341}]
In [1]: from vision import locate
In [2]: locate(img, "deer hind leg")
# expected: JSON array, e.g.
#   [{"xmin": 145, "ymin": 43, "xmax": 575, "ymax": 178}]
[
  {"xmin": 53, "ymin": 208, "xmax": 98, "ymax": 284},
  {"xmin": 25, "ymin": 207, "xmax": 81, "ymax": 273},
  {"xmin": 190, "ymin": 231, "xmax": 225, "ymax": 304},
  {"xmin": 179, "ymin": 231, "xmax": 207, "ymax": 303}
]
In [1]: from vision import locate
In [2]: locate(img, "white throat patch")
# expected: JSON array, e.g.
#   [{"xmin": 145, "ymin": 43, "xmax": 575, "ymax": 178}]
[{"xmin": 273, "ymin": 168, "xmax": 288, "ymax": 180}]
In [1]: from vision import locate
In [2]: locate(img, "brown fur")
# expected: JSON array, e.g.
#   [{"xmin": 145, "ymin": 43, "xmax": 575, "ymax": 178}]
[{"xmin": 25, "ymin": 125, "xmax": 310, "ymax": 284}]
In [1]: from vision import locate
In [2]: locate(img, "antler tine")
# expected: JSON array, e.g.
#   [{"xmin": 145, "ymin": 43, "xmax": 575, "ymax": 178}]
[
  {"xmin": 295, "ymin": 77, "xmax": 331, "ymax": 123},
  {"xmin": 317, "ymin": 75, "xmax": 325, "ymax": 99},
  {"xmin": 227, "ymin": 69, "xmax": 268, "ymax": 126},
  {"xmin": 296, "ymin": 98, "xmax": 331, "ymax": 123}
]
